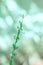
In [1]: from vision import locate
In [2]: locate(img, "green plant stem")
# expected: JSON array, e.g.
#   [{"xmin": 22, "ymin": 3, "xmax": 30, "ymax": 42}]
[{"xmin": 9, "ymin": 20, "xmax": 22, "ymax": 65}]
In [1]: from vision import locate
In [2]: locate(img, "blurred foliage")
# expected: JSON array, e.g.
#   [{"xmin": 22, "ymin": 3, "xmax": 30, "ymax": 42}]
[
  {"xmin": 0, "ymin": 0, "xmax": 43, "ymax": 65},
  {"xmin": 15, "ymin": 0, "xmax": 31, "ymax": 10}
]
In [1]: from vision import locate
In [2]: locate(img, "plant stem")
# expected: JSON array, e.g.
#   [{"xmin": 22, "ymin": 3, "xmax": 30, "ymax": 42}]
[{"xmin": 9, "ymin": 20, "xmax": 23, "ymax": 65}]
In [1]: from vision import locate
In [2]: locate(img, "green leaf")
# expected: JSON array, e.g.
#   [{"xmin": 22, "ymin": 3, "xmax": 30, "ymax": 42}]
[
  {"xmin": 13, "ymin": 43, "xmax": 18, "ymax": 49},
  {"xmin": 16, "ymin": 45, "xmax": 19, "ymax": 49},
  {"xmin": 9, "ymin": 59, "xmax": 12, "ymax": 65},
  {"xmin": 13, "ymin": 43, "xmax": 16, "ymax": 49},
  {"xmin": 17, "ymin": 36, "xmax": 19, "ymax": 40},
  {"xmin": 13, "ymin": 52, "xmax": 16, "ymax": 56}
]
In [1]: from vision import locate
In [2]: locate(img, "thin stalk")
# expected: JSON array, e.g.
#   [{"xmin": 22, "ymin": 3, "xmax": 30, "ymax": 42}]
[{"xmin": 9, "ymin": 19, "xmax": 23, "ymax": 65}]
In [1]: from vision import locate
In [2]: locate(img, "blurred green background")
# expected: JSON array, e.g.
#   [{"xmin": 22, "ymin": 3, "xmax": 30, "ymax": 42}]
[{"xmin": 0, "ymin": 0, "xmax": 43, "ymax": 65}]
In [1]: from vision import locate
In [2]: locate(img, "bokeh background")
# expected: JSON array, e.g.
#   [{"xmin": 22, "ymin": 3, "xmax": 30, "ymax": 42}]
[{"xmin": 0, "ymin": 0, "xmax": 43, "ymax": 65}]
